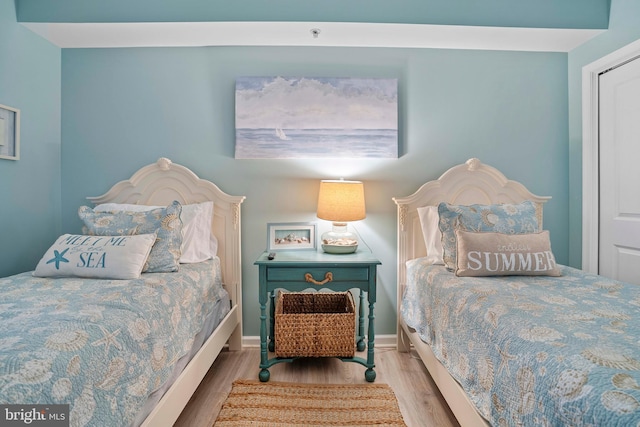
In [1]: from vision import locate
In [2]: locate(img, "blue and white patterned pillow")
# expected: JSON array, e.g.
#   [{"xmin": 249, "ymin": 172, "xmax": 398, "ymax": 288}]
[
  {"xmin": 78, "ymin": 201, "xmax": 183, "ymax": 272},
  {"xmin": 438, "ymin": 200, "xmax": 541, "ymax": 270}
]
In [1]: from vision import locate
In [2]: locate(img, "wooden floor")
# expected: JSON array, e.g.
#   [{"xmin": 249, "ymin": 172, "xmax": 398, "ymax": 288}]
[{"xmin": 174, "ymin": 346, "xmax": 460, "ymax": 427}]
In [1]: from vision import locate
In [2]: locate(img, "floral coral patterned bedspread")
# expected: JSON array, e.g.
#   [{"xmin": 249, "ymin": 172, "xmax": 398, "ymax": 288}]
[
  {"xmin": 0, "ymin": 259, "xmax": 228, "ymax": 427},
  {"xmin": 402, "ymin": 259, "xmax": 640, "ymax": 426}
]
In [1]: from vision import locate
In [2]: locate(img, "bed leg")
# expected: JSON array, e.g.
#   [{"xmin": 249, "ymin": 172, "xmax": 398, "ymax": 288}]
[
  {"xmin": 397, "ymin": 327, "xmax": 411, "ymax": 353},
  {"xmin": 228, "ymin": 324, "xmax": 242, "ymax": 351}
]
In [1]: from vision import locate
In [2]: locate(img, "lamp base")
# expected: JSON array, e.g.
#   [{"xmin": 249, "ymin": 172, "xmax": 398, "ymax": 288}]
[
  {"xmin": 321, "ymin": 243, "xmax": 358, "ymax": 254},
  {"xmin": 321, "ymin": 223, "xmax": 358, "ymax": 254}
]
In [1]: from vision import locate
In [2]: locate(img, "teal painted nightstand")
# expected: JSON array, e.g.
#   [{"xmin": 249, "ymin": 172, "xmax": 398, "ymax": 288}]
[{"xmin": 254, "ymin": 248, "xmax": 381, "ymax": 382}]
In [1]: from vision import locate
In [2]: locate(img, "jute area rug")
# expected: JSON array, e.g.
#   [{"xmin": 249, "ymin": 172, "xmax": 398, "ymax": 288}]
[{"xmin": 214, "ymin": 379, "xmax": 407, "ymax": 426}]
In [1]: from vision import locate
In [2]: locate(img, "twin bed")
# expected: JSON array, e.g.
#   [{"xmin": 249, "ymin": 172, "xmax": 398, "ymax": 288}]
[
  {"xmin": 0, "ymin": 158, "xmax": 245, "ymax": 426},
  {"xmin": 394, "ymin": 158, "xmax": 640, "ymax": 426}
]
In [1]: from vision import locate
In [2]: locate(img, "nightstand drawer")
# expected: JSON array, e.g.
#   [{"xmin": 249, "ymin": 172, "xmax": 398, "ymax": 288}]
[{"xmin": 267, "ymin": 267, "xmax": 369, "ymax": 283}]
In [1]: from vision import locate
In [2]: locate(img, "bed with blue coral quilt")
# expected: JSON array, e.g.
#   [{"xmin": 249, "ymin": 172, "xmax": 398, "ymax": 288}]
[
  {"xmin": 0, "ymin": 259, "xmax": 229, "ymax": 427},
  {"xmin": 402, "ymin": 258, "xmax": 640, "ymax": 426}
]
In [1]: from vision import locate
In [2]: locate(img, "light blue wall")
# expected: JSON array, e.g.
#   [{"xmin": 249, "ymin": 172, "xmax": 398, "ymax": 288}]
[
  {"xmin": 61, "ymin": 46, "xmax": 569, "ymax": 336},
  {"xmin": 4, "ymin": 0, "xmax": 634, "ymax": 339},
  {"xmin": 0, "ymin": 0, "xmax": 61, "ymax": 277},
  {"xmin": 567, "ymin": 0, "xmax": 640, "ymax": 267}
]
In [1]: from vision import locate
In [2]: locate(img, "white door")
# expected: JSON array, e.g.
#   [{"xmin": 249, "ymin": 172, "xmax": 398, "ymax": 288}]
[{"xmin": 598, "ymin": 56, "xmax": 640, "ymax": 285}]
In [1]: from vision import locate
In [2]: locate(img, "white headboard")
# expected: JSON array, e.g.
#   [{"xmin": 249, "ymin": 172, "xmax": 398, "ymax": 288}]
[
  {"xmin": 392, "ymin": 158, "xmax": 550, "ymax": 305},
  {"xmin": 86, "ymin": 157, "xmax": 246, "ymax": 312}
]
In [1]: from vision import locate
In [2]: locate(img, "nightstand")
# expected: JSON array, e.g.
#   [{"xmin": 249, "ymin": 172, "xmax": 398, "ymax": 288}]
[{"xmin": 254, "ymin": 248, "xmax": 381, "ymax": 382}]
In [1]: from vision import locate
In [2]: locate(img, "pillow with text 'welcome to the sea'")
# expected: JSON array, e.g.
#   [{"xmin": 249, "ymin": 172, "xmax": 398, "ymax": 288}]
[{"xmin": 33, "ymin": 233, "xmax": 156, "ymax": 280}]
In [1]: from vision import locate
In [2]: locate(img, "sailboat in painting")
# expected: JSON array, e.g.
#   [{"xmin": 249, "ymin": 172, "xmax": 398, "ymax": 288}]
[{"xmin": 275, "ymin": 128, "xmax": 290, "ymax": 140}]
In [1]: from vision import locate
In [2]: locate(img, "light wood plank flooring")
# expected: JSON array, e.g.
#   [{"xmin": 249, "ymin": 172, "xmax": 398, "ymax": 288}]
[{"xmin": 174, "ymin": 347, "xmax": 460, "ymax": 427}]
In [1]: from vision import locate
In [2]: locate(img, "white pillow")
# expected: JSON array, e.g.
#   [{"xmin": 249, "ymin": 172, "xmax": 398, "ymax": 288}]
[
  {"xmin": 417, "ymin": 205, "xmax": 444, "ymax": 265},
  {"xmin": 33, "ymin": 233, "xmax": 156, "ymax": 279},
  {"xmin": 178, "ymin": 201, "xmax": 217, "ymax": 263},
  {"xmin": 94, "ymin": 201, "xmax": 217, "ymax": 263}
]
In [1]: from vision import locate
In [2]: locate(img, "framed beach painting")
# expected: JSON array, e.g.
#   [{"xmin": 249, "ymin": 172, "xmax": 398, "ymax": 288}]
[{"xmin": 235, "ymin": 77, "xmax": 398, "ymax": 159}]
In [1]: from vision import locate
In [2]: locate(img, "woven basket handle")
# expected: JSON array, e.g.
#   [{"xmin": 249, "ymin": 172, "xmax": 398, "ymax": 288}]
[{"xmin": 304, "ymin": 272, "xmax": 333, "ymax": 286}]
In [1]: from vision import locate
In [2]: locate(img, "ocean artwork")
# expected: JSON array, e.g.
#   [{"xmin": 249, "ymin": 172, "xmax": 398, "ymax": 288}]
[{"xmin": 235, "ymin": 77, "xmax": 398, "ymax": 159}]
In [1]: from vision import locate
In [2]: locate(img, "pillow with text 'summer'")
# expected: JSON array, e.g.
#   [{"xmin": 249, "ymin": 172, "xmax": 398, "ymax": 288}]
[{"xmin": 454, "ymin": 229, "xmax": 561, "ymax": 277}]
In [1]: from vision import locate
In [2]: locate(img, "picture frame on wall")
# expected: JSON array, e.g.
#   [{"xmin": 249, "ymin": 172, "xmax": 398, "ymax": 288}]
[
  {"xmin": 0, "ymin": 103, "xmax": 20, "ymax": 161},
  {"xmin": 267, "ymin": 222, "xmax": 317, "ymax": 251},
  {"xmin": 235, "ymin": 77, "xmax": 398, "ymax": 159}
]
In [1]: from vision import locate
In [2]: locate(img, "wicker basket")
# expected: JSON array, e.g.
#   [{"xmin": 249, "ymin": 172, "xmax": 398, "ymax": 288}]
[{"xmin": 275, "ymin": 291, "xmax": 356, "ymax": 358}]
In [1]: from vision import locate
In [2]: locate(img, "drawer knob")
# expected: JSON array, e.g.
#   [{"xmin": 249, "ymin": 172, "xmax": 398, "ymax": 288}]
[{"xmin": 305, "ymin": 272, "xmax": 333, "ymax": 286}]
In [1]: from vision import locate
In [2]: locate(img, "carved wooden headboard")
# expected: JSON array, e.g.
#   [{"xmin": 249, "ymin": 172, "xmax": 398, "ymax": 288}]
[
  {"xmin": 392, "ymin": 158, "xmax": 550, "ymax": 318},
  {"xmin": 87, "ymin": 157, "xmax": 246, "ymax": 312}
]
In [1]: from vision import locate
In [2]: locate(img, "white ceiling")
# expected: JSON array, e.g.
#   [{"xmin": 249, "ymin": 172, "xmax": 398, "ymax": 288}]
[{"xmin": 22, "ymin": 21, "xmax": 603, "ymax": 52}]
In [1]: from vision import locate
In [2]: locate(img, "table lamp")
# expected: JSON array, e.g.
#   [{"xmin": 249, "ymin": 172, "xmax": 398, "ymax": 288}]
[{"xmin": 316, "ymin": 179, "xmax": 366, "ymax": 254}]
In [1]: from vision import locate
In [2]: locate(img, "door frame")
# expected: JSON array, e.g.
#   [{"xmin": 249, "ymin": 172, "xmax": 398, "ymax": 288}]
[{"xmin": 582, "ymin": 38, "xmax": 640, "ymax": 273}]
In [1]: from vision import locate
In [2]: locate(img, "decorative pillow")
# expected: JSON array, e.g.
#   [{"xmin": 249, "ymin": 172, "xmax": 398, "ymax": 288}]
[
  {"xmin": 33, "ymin": 233, "xmax": 156, "ymax": 279},
  {"xmin": 454, "ymin": 229, "xmax": 561, "ymax": 277},
  {"xmin": 417, "ymin": 205, "xmax": 444, "ymax": 265},
  {"xmin": 79, "ymin": 201, "xmax": 183, "ymax": 272},
  {"xmin": 438, "ymin": 200, "xmax": 541, "ymax": 270},
  {"xmin": 94, "ymin": 201, "xmax": 217, "ymax": 263}
]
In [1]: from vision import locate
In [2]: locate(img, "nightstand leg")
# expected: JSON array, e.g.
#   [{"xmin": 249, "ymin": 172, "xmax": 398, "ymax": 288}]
[
  {"xmin": 259, "ymin": 301, "xmax": 270, "ymax": 381},
  {"xmin": 259, "ymin": 268, "xmax": 270, "ymax": 382},
  {"xmin": 365, "ymin": 299, "xmax": 376, "ymax": 382}
]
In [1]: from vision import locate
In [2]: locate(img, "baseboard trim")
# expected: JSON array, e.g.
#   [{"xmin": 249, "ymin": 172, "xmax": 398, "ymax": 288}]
[{"xmin": 242, "ymin": 334, "xmax": 397, "ymax": 349}]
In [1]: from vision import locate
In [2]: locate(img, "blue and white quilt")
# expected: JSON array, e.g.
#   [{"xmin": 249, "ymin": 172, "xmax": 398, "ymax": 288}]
[
  {"xmin": 402, "ymin": 259, "xmax": 640, "ymax": 426},
  {"xmin": 0, "ymin": 259, "xmax": 229, "ymax": 427}
]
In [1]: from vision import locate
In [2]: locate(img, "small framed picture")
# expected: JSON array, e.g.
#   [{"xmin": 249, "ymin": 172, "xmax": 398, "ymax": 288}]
[
  {"xmin": 0, "ymin": 103, "xmax": 20, "ymax": 161},
  {"xmin": 267, "ymin": 222, "xmax": 317, "ymax": 251}
]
